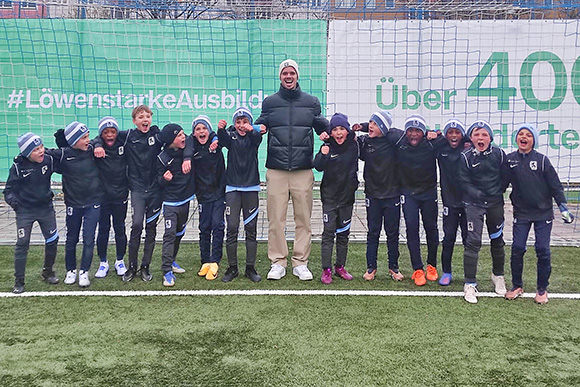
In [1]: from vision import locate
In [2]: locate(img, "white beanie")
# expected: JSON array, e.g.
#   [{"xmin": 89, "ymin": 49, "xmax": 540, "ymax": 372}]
[{"xmin": 278, "ymin": 59, "xmax": 299, "ymax": 79}]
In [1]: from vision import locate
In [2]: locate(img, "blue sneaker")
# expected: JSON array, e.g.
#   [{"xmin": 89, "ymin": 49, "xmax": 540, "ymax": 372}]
[
  {"xmin": 439, "ymin": 273, "xmax": 452, "ymax": 286},
  {"xmin": 172, "ymin": 261, "xmax": 186, "ymax": 274},
  {"xmin": 163, "ymin": 271, "xmax": 176, "ymax": 287}
]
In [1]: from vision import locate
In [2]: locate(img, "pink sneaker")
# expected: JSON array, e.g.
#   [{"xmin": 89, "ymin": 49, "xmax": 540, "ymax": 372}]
[
  {"xmin": 334, "ymin": 265, "xmax": 353, "ymax": 281},
  {"xmin": 321, "ymin": 268, "xmax": 332, "ymax": 284}
]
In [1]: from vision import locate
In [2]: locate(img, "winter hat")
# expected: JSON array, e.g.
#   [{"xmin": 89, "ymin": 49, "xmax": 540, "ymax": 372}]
[
  {"xmin": 443, "ymin": 118, "xmax": 466, "ymax": 137},
  {"xmin": 18, "ymin": 132, "xmax": 43, "ymax": 158},
  {"xmin": 98, "ymin": 116, "xmax": 119, "ymax": 136},
  {"xmin": 192, "ymin": 115, "xmax": 213, "ymax": 132},
  {"xmin": 404, "ymin": 114, "xmax": 428, "ymax": 135},
  {"xmin": 278, "ymin": 59, "xmax": 299, "ymax": 79},
  {"xmin": 468, "ymin": 120, "xmax": 494, "ymax": 142},
  {"xmin": 232, "ymin": 107, "xmax": 253, "ymax": 125},
  {"xmin": 516, "ymin": 123, "xmax": 539, "ymax": 148},
  {"xmin": 369, "ymin": 110, "xmax": 393, "ymax": 136},
  {"xmin": 64, "ymin": 121, "xmax": 89, "ymax": 146},
  {"xmin": 159, "ymin": 123, "xmax": 183, "ymax": 145},
  {"xmin": 328, "ymin": 113, "xmax": 351, "ymax": 134}
]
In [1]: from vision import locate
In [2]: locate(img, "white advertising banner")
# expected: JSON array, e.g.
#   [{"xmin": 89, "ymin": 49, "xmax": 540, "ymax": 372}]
[{"xmin": 328, "ymin": 19, "xmax": 580, "ymax": 181}]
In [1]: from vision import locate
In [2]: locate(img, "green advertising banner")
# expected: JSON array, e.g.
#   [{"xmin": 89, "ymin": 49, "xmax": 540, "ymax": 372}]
[{"xmin": 0, "ymin": 19, "xmax": 328, "ymax": 179}]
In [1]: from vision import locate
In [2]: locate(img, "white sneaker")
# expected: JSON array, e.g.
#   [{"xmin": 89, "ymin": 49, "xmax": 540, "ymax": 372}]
[
  {"xmin": 464, "ymin": 283, "xmax": 478, "ymax": 304},
  {"xmin": 491, "ymin": 274, "xmax": 507, "ymax": 296},
  {"xmin": 267, "ymin": 264, "xmax": 286, "ymax": 280},
  {"xmin": 115, "ymin": 259, "xmax": 127, "ymax": 276},
  {"xmin": 79, "ymin": 270, "xmax": 90, "ymax": 288},
  {"xmin": 292, "ymin": 265, "xmax": 313, "ymax": 281},
  {"xmin": 64, "ymin": 269, "xmax": 77, "ymax": 285},
  {"xmin": 95, "ymin": 261, "xmax": 109, "ymax": 278}
]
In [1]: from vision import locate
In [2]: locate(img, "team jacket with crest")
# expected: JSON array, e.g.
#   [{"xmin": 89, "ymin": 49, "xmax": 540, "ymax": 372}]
[
  {"xmin": 4, "ymin": 154, "xmax": 55, "ymax": 210},
  {"xmin": 437, "ymin": 141, "xmax": 467, "ymax": 208},
  {"xmin": 458, "ymin": 145, "xmax": 509, "ymax": 208},
  {"xmin": 157, "ymin": 147, "xmax": 195, "ymax": 204},
  {"xmin": 184, "ymin": 132, "xmax": 225, "ymax": 203},
  {"xmin": 217, "ymin": 126, "xmax": 262, "ymax": 188},
  {"xmin": 313, "ymin": 131, "xmax": 359, "ymax": 208},
  {"xmin": 506, "ymin": 149, "xmax": 567, "ymax": 221},
  {"xmin": 95, "ymin": 137, "xmax": 129, "ymax": 202}
]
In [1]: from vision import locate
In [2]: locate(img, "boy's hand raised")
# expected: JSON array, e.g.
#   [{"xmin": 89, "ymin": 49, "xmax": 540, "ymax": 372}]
[
  {"xmin": 427, "ymin": 131, "xmax": 438, "ymax": 140},
  {"xmin": 321, "ymin": 144, "xmax": 330, "ymax": 155},
  {"xmin": 259, "ymin": 124, "xmax": 267, "ymax": 134},
  {"xmin": 352, "ymin": 123, "xmax": 362, "ymax": 131},
  {"xmin": 163, "ymin": 170, "xmax": 173, "ymax": 181},
  {"xmin": 94, "ymin": 147, "xmax": 105, "ymax": 158},
  {"xmin": 209, "ymin": 139, "xmax": 218, "ymax": 152},
  {"xmin": 218, "ymin": 119, "xmax": 227, "ymax": 130},
  {"xmin": 319, "ymin": 132, "xmax": 330, "ymax": 141},
  {"xmin": 182, "ymin": 160, "xmax": 191, "ymax": 174}
]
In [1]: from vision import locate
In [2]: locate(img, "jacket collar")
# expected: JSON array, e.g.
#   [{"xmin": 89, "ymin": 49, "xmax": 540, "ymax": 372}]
[{"xmin": 278, "ymin": 83, "xmax": 302, "ymax": 100}]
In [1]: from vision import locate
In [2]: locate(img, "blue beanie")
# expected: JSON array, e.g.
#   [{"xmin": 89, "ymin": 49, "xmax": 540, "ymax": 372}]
[
  {"xmin": 468, "ymin": 120, "xmax": 494, "ymax": 142},
  {"xmin": 369, "ymin": 110, "xmax": 392, "ymax": 136},
  {"xmin": 516, "ymin": 123, "xmax": 539, "ymax": 148},
  {"xmin": 18, "ymin": 132, "xmax": 43, "ymax": 158},
  {"xmin": 328, "ymin": 112, "xmax": 351, "ymax": 134},
  {"xmin": 232, "ymin": 107, "xmax": 253, "ymax": 125},
  {"xmin": 404, "ymin": 114, "xmax": 428, "ymax": 135},
  {"xmin": 443, "ymin": 118, "xmax": 466, "ymax": 137},
  {"xmin": 64, "ymin": 121, "xmax": 89, "ymax": 146},
  {"xmin": 192, "ymin": 115, "xmax": 212, "ymax": 132},
  {"xmin": 159, "ymin": 123, "xmax": 183, "ymax": 145},
  {"xmin": 98, "ymin": 116, "xmax": 119, "ymax": 136}
]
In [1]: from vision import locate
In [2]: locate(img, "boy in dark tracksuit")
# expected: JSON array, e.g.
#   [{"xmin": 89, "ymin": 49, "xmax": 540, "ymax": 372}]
[
  {"xmin": 314, "ymin": 113, "xmax": 358, "ymax": 284},
  {"xmin": 94, "ymin": 105, "xmax": 163, "ymax": 282},
  {"xmin": 184, "ymin": 115, "xmax": 225, "ymax": 281},
  {"xmin": 218, "ymin": 107, "xmax": 263, "ymax": 283},
  {"xmin": 505, "ymin": 123, "xmax": 574, "ymax": 304},
  {"xmin": 50, "ymin": 121, "xmax": 103, "ymax": 288},
  {"xmin": 458, "ymin": 120, "xmax": 509, "ymax": 304},
  {"xmin": 394, "ymin": 114, "xmax": 447, "ymax": 286},
  {"xmin": 354, "ymin": 110, "xmax": 402, "ymax": 282},
  {"xmin": 94, "ymin": 116, "xmax": 128, "ymax": 278},
  {"xmin": 436, "ymin": 119, "xmax": 468, "ymax": 286},
  {"xmin": 4, "ymin": 133, "xmax": 59, "ymax": 293},
  {"xmin": 157, "ymin": 124, "xmax": 195, "ymax": 287}
]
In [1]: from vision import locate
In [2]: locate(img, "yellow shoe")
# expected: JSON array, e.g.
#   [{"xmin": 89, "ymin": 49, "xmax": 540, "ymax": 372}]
[
  {"xmin": 198, "ymin": 263, "xmax": 210, "ymax": 277},
  {"xmin": 206, "ymin": 262, "xmax": 219, "ymax": 280}
]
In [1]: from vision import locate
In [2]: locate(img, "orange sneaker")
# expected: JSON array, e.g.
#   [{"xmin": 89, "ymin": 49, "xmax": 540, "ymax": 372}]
[
  {"xmin": 206, "ymin": 262, "xmax": 219, "ymax": 280},
  {"xmin": 389, "ymin": 269, "xmax": 404, "ymax": 281},
  {"xmin": 426, "ymin": 265, "xmax": 438, "ymax": 281},
  {"xmin": 411, "ymin": 269, "xmax": 426, "ymax": 286},
  {"xmin": 197, "ymin": 263, "xmax": 210, "ymax": 276},
  {"xmin": 363, "ymin": 269, "xmax": 376, "ymax": 281},
  {"xmin": 534, "ymin": 290, "xmax": 548, "ymax": 304}
]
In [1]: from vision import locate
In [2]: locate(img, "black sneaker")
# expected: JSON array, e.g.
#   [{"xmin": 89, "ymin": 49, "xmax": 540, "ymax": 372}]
[
  {"xmin": 123, "ymin": 264, "xmax": 138, "ymax": 282},
  {"xmin": 221, "ymin": 266, "xmax": 239, "ymax": 283},
  {"xmin": 41, "ymin": 268, "xmax": 59, "ymax": 284},
  {"xmin": 12, "ymin": 277, "xmax": 25, "ymax": 294},
  {"xmin": 245, "ymin": 266, "xmax": 262, "ymax": 282},
  {"xmin": 139, "ymin": 265, "xmax": 153, "ymax": 282}
]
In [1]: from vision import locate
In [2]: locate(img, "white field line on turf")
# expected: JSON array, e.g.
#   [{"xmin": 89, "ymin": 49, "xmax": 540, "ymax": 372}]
[{"xmin": 1, "ymin": 289, "xmax": 580, "ymax": 299}]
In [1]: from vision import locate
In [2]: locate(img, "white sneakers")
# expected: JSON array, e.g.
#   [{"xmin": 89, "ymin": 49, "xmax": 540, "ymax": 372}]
[
  {"xmin": 115, "ymin": 259, "xmax": 127, "ymax": 276},
  {"xmin": 64, "ymin": 269, "xmax": 77, "ymax": 285},
  {"xmin": 267, "ymin": 264, "xmax": 286, "ymax": 280},
  {"xmin": 79, "ymin": 271, "xmax": 90, "ymax": 288},
  {"xmin": 292, "ymin": 265, "xmax": 313, "ymax": 281},
  {"xmin": 95, "ymin": 261, "xmax": 109, "ymax": 278},
  {"xmin": 464, "ymin": 283, "xmax": 478, "ymax": 304},
  {"xmin": 491, "ymin": 274, "xmax": 507, "ymax": 296}
]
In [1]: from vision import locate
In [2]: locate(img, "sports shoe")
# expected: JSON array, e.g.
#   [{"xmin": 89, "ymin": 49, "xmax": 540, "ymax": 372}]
[
  {"xmin": 245, "ymin": 266, "xmax": 261, "ymax": 282},
  {"xmin": 41, "ymin": 268, "xmax": 59, "ymax": 284},
  {"xmin": 321, "ymin": 268, "xmax": 333, "ymax": 284},
  {"xmin": 426, "ymin": 265, "xmax": 438, "ymax": 281},
  {"xmin": 78, "ymin": 271, "xmax": 90, "ymax": 288},
  {"xmin": 163, "ymin": 271, "xmax": 176, "ymax": 287},
  {"xmin": 95, "ymin": 261, "xmax": 109, "ymax": 278},
  {"xmin": 464, "ymin": 283, "xmax": 478, "ymax": 304},
  {"xmin": 334, "ymin": 265, "xmax": 353, "ymax": 280},
  {"xmin": 198, "ymin": 263, "xmax": 211, "ymax": 277},
  {"xmin": 64, "ymin": 269, "xmax": 77, "ymax": 285},
  {"xmin": 411, "ymin": 269, "xmax": 426, "ymax": 286},
  {"xmin": 505, "ymin": 287, "xmax": 524, "ymax": 300},
  {"xmin": 12, "ymin": 277, "xmax": 25, "ymax": 294},
  {"xmin": 123, "ymin": 264, "xmax": 137, "ymax": 282},
  {"xmin": 535, "ymin": 290, "xmax": 548, "ymax": 304},
  {"xmin": 206, "ymin": 262, "xmax": 219, "ymax": 280},
  {"xmin": 389, "ymin": 269, "xmax": 404, "ymax": 281},
  {"xmin": 491, "ymin": 274, "xmax": 507, "ymax": 296},
  {"xmin": 293, "ymin": 265, "xmax": 313, "ymax": 281},
  {"xmin": 115, "ymin": 260, "xmax": 127, "ymax": 276},
  {"xmin": 267, "ymin": 264, "xmax": 286, "ymax": 280},
  {"xmin": 363, "ymin": 269, "xmax": 376, "ymax": 281},
  {"xmin": 172, "ymin": 261, "xmax": 186, "ymax": 274},
  {"xmin": 139, "ymin": 265, "xmax": 153, "ymax": 282},
  {"xmin": 222, "ymin": 266, "xmax": 239, "ymax": 283},
  {"xmin": 439, "ymin": 273, "xmax": 452, "ymax": 286}
]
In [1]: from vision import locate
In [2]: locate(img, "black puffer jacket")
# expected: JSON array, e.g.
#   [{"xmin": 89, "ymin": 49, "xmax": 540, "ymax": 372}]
[
  {"xmin": 4, "ymin": 154, "xmax": 56, "ymax": 210},
  {"xmin": 255, "ymin": 84, "xmax": 329, "ymax": 171}
]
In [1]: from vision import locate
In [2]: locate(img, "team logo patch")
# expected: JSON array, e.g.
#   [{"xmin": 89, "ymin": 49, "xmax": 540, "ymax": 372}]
[
  {"xmin": 530, "ymin": 161, "xmax": 537, "ymax": 171},
  {"xmin": 443, "ymin": 206, "xmax": 449, "ymax": 216},
  {"xmin": 67, "ymin": 207, "xmax": 73, "ymax": 216},
  {"xmin": 148, "ymin": 136, "xmax": 155, "ymax": 146},
  {"xmin": 165, "ymin": 219, "xmax": 172, "ymax": 229},
  {"xmin": 467, "ymin": 221, "xmax": 474, "ymax": 231},
  {"xmin": 42, "ymin": 165, "xmax": 48, "ymax": 175},
  {"xmin": 323, "ymin": 213, "xmax": 328, "ymax": 223},
  {"xmin": 225, "ymin": 206, "xmax": 230, "ymax": 216},
  {"xmin": 118, "ymin": 146, "xmax": 124, "ymax": 155},
  {"xmin": 18, "ymin": 228, "xmax": 25, "ymax": 239}
]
